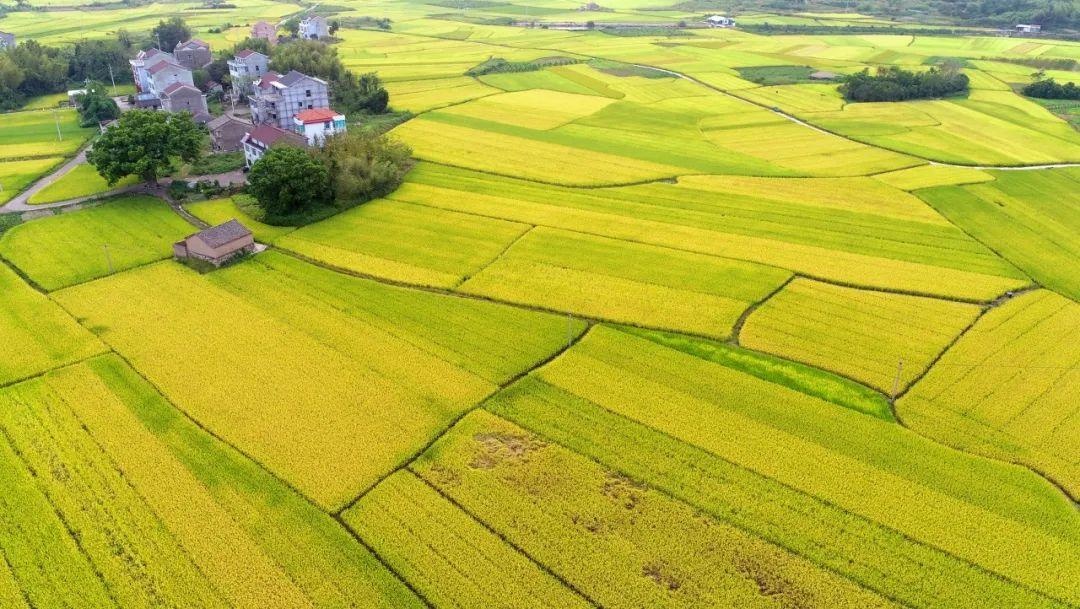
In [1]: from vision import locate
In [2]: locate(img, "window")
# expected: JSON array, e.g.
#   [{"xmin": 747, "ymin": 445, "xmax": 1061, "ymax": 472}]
[{"xmin": 305, "ymin": 89, "xmax": 311, "ymax": 97}]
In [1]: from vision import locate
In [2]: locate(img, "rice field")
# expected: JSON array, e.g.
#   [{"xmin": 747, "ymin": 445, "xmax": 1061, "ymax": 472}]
[
  {"xmin": 27, "ymin": 163, "xmax": 139, "ymax": 205},
  {"xmin": 0, "ymin": 157, "xmax": 62, "ymax": 204},
  {"xmin": 53, "ymin": 251, "xmax": 584, "ymax": 509},
  {"xmin": 740, "ymin": 279, "xmax": 983, "ymax": 392},
  {"xmin": 184, "ymin": 197, "xmax": 296, "ymax": 243},
  {"xmin": 0, "ymin": 109, "xmax": 95, "ymax": 160},
  {"xmin": 0, "ymin": 196, "xmax": 195, "ymax": 290}
]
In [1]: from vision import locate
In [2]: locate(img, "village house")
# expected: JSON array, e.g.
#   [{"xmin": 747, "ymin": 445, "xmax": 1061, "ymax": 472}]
[
  {"xmin": 160, "ymin": 82, "xmax": 210, "ymax": 120},
  {"xmin": 207, "ymin": 115, "xmax": 253, "ymax": 152},
  {"xmin": 1016, "ymin": 24, "xmax": 1042, "ymax": 34},
  {"xmin": 705, "ymin": 15, "xmax": 736, "ymax": 28},
  {"xmin": 227, "ymin": 49, "xmax": 270, "ymax": 101},
  {"xmin": 174, "ymin": 39, "xmax": 212, "ymax": 69},
  {"xmin": 299, "ymin": 15, "xmax": 329, "ymax": 40},
  {"xmin": 147, "ymin": 60, "xmax": 194, "ymax": 98},
  {"xmin": 173, "ymin": 220, "xmax": 255, "ymax": 267},
  {"xmin": 292, "ymin": 108, "xmax": 346, "ymax": 146},
  {"xmin": 251, "ymin": 21, "xmax": 278, "ymax": 45},
  {"xmin": 249, "ymin": 70, "xmax": 330, "ymax": 129},
  {"xmin": 130, "ymin": 48, "xmax": 175, "ymax": 92},
  {"xmin": 0, "ymin": 31, "xmax": 15, "ymax": 50},
  {"xmin": 241, "ymin": 124, "xmax": 307, "ymax": 168}
]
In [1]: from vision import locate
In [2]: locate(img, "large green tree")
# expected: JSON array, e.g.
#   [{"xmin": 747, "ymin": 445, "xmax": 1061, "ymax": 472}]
[
  {"xmin": 248, "ymin": 146, "xmax": 331, "ymax": 218},
  {"xmin": 87, "ymin": 110, "xmax": 202, "ymax": 185},
  {"xmin": 74, "ymin": 82, "xmax": 120, "ymax": 127},
  {"xmin": 316, "ymin": 131, "xmax": 411, "ymax": 205},
  {"xmin": 151, "ymin": 17, "xmax": 192, "ymax": 51}
]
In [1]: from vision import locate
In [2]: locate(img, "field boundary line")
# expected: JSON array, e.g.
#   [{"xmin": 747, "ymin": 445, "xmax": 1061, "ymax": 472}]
[
  {"xmin": 483, "ymin": 374, "xmax": 1065, "ymax": 609},
  {"xmin": 730, "ymin": 274, "xmax": 795, "ymax": 344},
  {"xmin": 333, "ymin": 322, "xmax": 594, "ymax": 517},
  {"xmin": 452, "ymin": 223, "xmax": 535, "ymax": 288},
  {"xmin": 405, "ymin": 468, "xmax": 604, "ymax": 609},
  {"xmin": 329, "ymin": 513, "xmax": 437, "ymax": 609}
]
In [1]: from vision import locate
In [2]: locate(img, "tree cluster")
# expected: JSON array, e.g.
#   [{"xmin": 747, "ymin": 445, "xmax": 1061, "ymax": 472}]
[
  {"xmin": 0, "ymin": 36, "xmax": 135, "ymax": 110},
  {"xmin": 87, "ymin": 110, "xmax": 203, "ymax": 185},
  {"xmin": 1022, "ymin": 78, "xmax": 1080, "ymax": 100},
  {"xmin": 839, "ymin": 66, "xmax": 970, "ymax": 102},
  {"xmin": 74, "ymin": 82, "xmax": 120, "ymax": 127},
  {"xmin": 270, "ymin": 40, "xmax": 389, "ymax": 114},
  {"xmin": 247, "ymin": 131, "xmax": 411, "ymax": 223}
]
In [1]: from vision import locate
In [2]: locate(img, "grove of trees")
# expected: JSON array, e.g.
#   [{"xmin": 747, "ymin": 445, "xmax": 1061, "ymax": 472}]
[
  {"xmin": 87, "ymin": 110, "xmax": 203, "ymax": 185},
  {"xmin": 839, "ymin": 66, "xmax": 970, "ymax": 102},
  {"xmin": 1023, "ymin": 78, "xmax": 1080, "ymax": 100}
]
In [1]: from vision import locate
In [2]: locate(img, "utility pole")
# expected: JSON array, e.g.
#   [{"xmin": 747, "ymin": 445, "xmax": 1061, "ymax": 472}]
[
  {"xmin": 53, "ymin": 109, "xmax": 62, "ymax": 141},
  {"xmin": 103, "ymin": 244, "xmax": 113, "ymax": 274},
  {"xmin": 108, "ymin": 64, "xmax": 117, "ymax": 95},
  {"xmin": 891, "ymin": 358, "xmax": 904, "ymax": 399}
]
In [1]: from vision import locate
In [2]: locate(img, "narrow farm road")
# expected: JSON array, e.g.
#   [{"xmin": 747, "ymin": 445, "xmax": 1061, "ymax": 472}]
[{"xmin": 1, "ymin": 146, "xmax": 93, "ymax": 213}]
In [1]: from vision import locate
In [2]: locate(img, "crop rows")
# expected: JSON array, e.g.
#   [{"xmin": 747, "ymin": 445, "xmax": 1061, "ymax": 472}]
[
  {"xmin": 899, "ymin": 290, "xmax": 1080, "ymax": 497},
  {"xmin": 526, "ymin": 326, "xmax": 1080, "ymax": 604},
  {"xmin": 0, "ymin": 109, "xmax": 93, "ymax": 160},
  {"xmin": 740, "ymin": 278, "xmax": 982, "ymax": 391},
  {"xmin": 412, "ymin": 409, "xmax": 899, "ymax": 608},
  {"xmin": 459, "ymin": 227, "xmax": 791, "ymax": 339},
  {"xmin": 872, "ymin": 165, "xmax": 994, "ymax": 191},
  {"xmin": 53, "ymin": 252, "xmax": 580, "ymax": 508}
]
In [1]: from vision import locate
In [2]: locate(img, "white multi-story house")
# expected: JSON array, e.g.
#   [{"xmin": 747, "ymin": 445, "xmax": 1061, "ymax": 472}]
[
  {"xmin": 298, "ymin": 15, "xmax": 329, "ymax": 39},
  {"xmin": 130, "ymin": 48, "xmax": 176, "ymax": 93},
  {"xmin": 227, "ymin": 49, "xmax": 270, "ymax": 101},
  {"xmin": 0, "ymin": 31, "xmax": 15, "ymax": 50},
  {"xmin": 292, "ymin": 108, "xmax": 346, "ymax": 145},
  {"xmin": 249, "ymin": 70, "xmax": 330, "ymax": 130},
  {"xmin": 241, "ymin": 124, "xmax": 307, "ymax": 168},
  {"xmin": 147, "ymin": 60, "xmax": 194, "ymax": 98}
]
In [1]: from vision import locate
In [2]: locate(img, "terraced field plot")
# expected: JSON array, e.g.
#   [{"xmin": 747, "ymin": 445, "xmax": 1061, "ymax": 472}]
[
  {"xmin": 0, "ymin": 157, "xmax": 62, "ymax": 204},
  {"xmin": 0, "ymin": 109, "xmax": 94, "ymax": 160},
  {"xmin": 458, "ymin": 227, "xmax": 792, "ymax": 337},
  {"xmin": 740, "ymin": 279, "xmax": 983, "ymax": 392},
  {"xmin": 899, "ymin": 290, "xmax": 1080, "ymax": 498},
  {"xmin": 389, "ymin": 163, "xmax": 1029, "ymax": 300},
  {"xmin": 53, "ymin": 252, "xmax": 584, "ymax": 509},
  {"xmin": 917, "ymin": 169, "xmax": 1080, "ymax": 301},
  {"xmin": 0, "ymin": 355, "xmax": 422, "ymax": 608},
  {"xmin": 185, "ymin": 197, "xmax": 297, "ymax": 243},
  {"xmin": 277, "ymin": 199, "xmax": 530, "ymax": 288},
  {"xmin": 27, "ymin": 163, "xmax": 139, "ymax": 205},
  {"xmin": 0, "ymin": 263, "xmax": 105, "ymax": 385},
  {"xmin": 0, "ymin": 196, "xmax": 195, "ymax": 290}
]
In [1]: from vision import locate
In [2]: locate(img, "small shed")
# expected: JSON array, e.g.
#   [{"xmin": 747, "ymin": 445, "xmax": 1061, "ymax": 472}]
[
  {"xmin": 810, "ymin": 70, "xmax": 839, "ymax": 80},
  {"xmin": 174, "ymin": 219, "xmax": 255, "ymax": 267}
]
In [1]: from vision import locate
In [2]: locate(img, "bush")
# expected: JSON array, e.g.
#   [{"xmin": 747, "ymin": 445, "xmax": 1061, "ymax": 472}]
[
  {"xmin": 316, "ymin": 131, "xmax": 412, "ymax": 206},
  {"xmin": 247, "ymin": 146, "xmax": 331, "ymax": 221},
  {"xmin": 1023, "ymin": 78, "xmax": 1080, "ymax": 100}
]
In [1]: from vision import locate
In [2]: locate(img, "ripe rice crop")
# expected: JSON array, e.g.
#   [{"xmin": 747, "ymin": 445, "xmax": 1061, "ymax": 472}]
[
  {"xmin": 0, "ymin": 262, "xmax": 105, "ymax": 385},
  {"xmin": 0, "ymin": 355, "xmax": 422, "ymax": 607},
  {"xmin": 872, "ymin": 165, "xmax": 994, "ymax": 191},
  {"xmin": 0, "ymin": 157, "xmax": 62, "ymax": 204},
  {"xmin": 53, "ymin": 252, "xmax": 583, "ymax": 509},
  {"xmin": 458, "ymin": 227, "xmax": 792, "ymax": 338},
  {"xmin": 740, "ymin": 278, "xmax": 982, "ymax": 392},
  {"xmin": 917, "ymin": 170, "xmax": 1080, "ymax": 300},
  {"xmin": 390, "ymin": 163, "xmax": 1029, "ymax": 300},
  {"xmin": 487, "ymin": 373, "xmax": 1068, "ymax": 609},
  {"xmin": 899, "ymin": 290, "xmax": 1080, "ymax": 498},
  {"xmin": 412, "ymin": 410, "xmax": 900, "ymax": 609},
  {"xmin": 732, "ymin": 84, "xmax": 846, "ymax": 113},
  {"xmin": 440, "ymin": 89, "xmax": 617, "ymax": 130},
  {"xmin": 0, "ymin": 110, "xmax": 94, "ymax": 160},
  {"xmin": 385, "ymin": 77, "xmax": 501, "ymax": 113},
  {"xmin": 344, "ymin": 470, "xmax": 592, "ymax": 609},
  {"xmin": 0, "ymin": 195, "xmax": 195, "ymax": 290},
  {"xmin": 27, "ymin": 163, "xmax": 138, "ymax": 205},
  {"xmin": 184, "ymin": 197, "xmax": 296, "ymax": 244},
  {"xmin": 276, "ymin": 199, "xmax": 530, "ymax": 288},
  {"xmin": 523, "ymin": 326, "xmax": 1080, "ymax": 605}
]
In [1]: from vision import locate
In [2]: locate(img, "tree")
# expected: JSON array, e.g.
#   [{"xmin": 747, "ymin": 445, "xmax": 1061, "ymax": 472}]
[
  {"xmin": 74, "ymin": 82, "xmax": 119, "ymax": 127},
  {"xmin": 87, "ymin": 110, "xmax": 202, "ymax": 185},
  {"xmin": 6, "ymin": 41, "xmax": 67, "ymax": 97},
  {"xmin": 67, "ymin": 39, "xmax": 132, "ymax": 84},
  {"xmin": 271, "ymin": 40, "xmax": 390, "ymax": 115},
  {"xmin": 316, "ymin": 131, "xmax": 411, "ymax": 205},
  {"xmin": 247, "ymin": 146, "xmax": 331, "ymax": 218},
  {"xmin": 283, "ymin": 16, "xmax": 302, "ymax": 37},
  {"xmin": 227, "ymin": 36, "xmax": 272, "ymax": 58},
  {"xmin": 152, "ymin": 17, "xmax": 191, "ymax": 50}
]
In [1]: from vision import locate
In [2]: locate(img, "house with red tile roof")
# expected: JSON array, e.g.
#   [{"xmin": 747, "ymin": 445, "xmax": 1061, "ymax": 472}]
[{"xmin": 292, "ymin": 108, "xmax": 346, "ymax": 145}]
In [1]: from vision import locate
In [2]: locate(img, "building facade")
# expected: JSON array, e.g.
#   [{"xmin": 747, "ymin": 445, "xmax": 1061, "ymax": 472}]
[
  {"xmin": 227, "ymin": 49, "xmax": 270, "ymax": 101},
  {"xmin": 160, "ymin": 83, "xmax": 209, "ymax": 118},
  {"xmin": 130, "ymin": 48, "xmax": 175, "ymax": 93},
  {"xmin": 0, "ymin": 31, "xmax": 15, "ymax": 50},
  {"xmin": 147, "ymin": 60, "xmax": 194, "ymax": 98},
  {"xmin": 251, "ymin": 21, "xmax": 278, "ymax": 45},
  {"xmin": 249, "ymin": 70, "xmax": 330, "ymax": 129},
  {"xmin": 207, "ymin": 116, "xmax": 253, "ymax": 152},
  {"xmin": 241, "ymin": 124, "xmax": 307, "ymax": 167},
  {"xmin": 174, "ymin": 220, "xmax": 255, "ymax": 267},
  {"xmin": 174, "ymin": 39, "xmax": 212, "ymax": 69},
  {"xmin": 298, "ymin": 15, "xmax": 329, "ymax": 40},
  {"xmin": 292, "ymin": 108, "xmax": 346, "ymax": 146}
]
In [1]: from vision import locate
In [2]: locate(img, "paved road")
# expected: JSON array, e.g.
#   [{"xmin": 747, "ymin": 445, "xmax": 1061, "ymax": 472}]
[{"xmin": 2, "ymin": 146, "xmax": 93, "ymax": 212}]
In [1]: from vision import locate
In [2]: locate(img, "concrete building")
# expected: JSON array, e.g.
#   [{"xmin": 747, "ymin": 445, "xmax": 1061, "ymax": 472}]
[
  {"xmin": 299, "ymin": 15, "xmax": 329, "ymax": 40},
  {"xmin": 207, "ymin": 115, "xmax": 253, "ymax": 152},
  {"xmin": 705, "ymin": 15, "xmax": 735, "ymax": 27},
  {"xmin": 249, "ymin": 70, "xmax": 330, "ymax": 129},
  {"xmin": 0, "ymin": 31, "xmax": 15, "ymax": 50},
  {"xmin": 160, "ymin": 82, "xmax": 209, "ymax": 117},
  {"xmin": 251, "ymin": 21, "xmax": 278, "ymax": 45},
  {"xmin": 241, "ymin": 124, "xmax": 307, "ymax": 167},
  {"xmin": 130, "ymin": 48, "xmax": 176, "ymax": 93},
  {"xmin": 1016, "ymin": 24, "xmax": 1042, "ymax": 34},
  {"xmin": 147, "ymin": 60, "xmax": 194, "ymax": 98},
  {"xmin": 173, "ymin": 220, "xmax": 255, "ymax": 267},
  {"xmin": 292, "ymin": 108, "xmax": 346, "ymax": 146},
  {"xmin": 227, "ymin": 49, "xmax": 270, "ymax": 100},
  {"xmin": 174, "ymin": 39, "xmax": 212, "ymax": 69}
]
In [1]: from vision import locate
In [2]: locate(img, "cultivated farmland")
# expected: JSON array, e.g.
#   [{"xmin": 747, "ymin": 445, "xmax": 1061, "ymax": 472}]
[{"xmin": 0, "ymin": 2, "xmax": 1078, "ymax": 607}]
